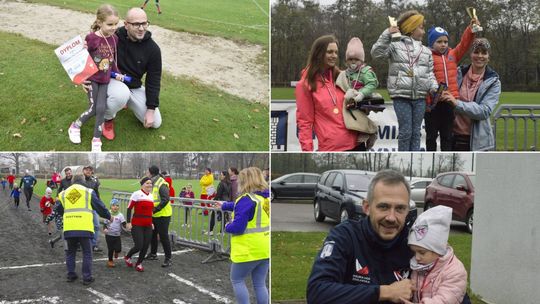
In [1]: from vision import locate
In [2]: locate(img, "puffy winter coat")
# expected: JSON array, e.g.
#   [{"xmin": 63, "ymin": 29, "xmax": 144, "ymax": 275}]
[
  {"xmin": 371, "ymin": 29, "xmax": 438, "ymax": 100},
  {"xmin": 428, "ymin": 26, "xmax": 474, "ymax": 106},
  {"xmin": 411, "ymin": 246, "xmax": 467, "ymax": 304}
]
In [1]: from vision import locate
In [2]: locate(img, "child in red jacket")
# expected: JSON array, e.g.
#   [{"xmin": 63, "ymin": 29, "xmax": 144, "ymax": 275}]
[
  {"xmin": 39, "ymin": 187, "xmax": 55, "ymax": 235},
  {"xmin": 425, "ymin": 19, "xmax": 479, "ymax": 151}
]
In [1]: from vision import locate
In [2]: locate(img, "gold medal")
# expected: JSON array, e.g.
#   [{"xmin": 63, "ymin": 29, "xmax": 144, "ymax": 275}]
[
  {"xmin": 407, "ymin": 69, "xmax": 414, "ymax": 77},
  {"xmin": 333, "ymin": 107, "xmax": 339, "ymax": 114}
]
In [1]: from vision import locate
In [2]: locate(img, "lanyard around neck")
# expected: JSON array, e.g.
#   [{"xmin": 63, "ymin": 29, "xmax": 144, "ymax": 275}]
[
  {"xmin": 403, "ymin": 40, "xmax": 422, "ymax": 71},
  {"xmin": 321, "ymin": 74, "xmax": 337, "ymax": 107}
]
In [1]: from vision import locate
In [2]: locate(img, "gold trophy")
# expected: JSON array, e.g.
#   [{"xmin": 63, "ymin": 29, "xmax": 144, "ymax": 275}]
[
  {"xmin": 466, "ymin": 7, "xmax": 483, "ymax": 33},
  {"xmin": 388, "ymin": 16, "xmax": 401, "ymax": 41}
]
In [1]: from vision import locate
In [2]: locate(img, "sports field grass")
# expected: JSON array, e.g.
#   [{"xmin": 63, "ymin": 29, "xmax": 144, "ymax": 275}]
[
  {"xmin": 271, "ymin": 87, "xmax": 540, "ymax": 151},
  {"xmin": 271, "ymin": 231, "xmax": 486, "ymax": 304},
  {"xmin": 0, "ymin": 32, "xmax": 269, "ymax": 151},
  {"xmin": 25, "ymin": 0, "xmax": 269, "ymax": 46},
  {"xmin": 32, "ymin": 178, "xmax": 228, "ymax": 245}
]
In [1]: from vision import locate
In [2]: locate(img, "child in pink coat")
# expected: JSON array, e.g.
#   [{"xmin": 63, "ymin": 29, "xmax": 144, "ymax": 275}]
[{"xmin": 404, "ymin": 206, "xmax": 467, "ymax": 304}]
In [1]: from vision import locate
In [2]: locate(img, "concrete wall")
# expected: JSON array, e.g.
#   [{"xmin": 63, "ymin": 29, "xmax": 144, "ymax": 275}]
[{"xmin": 471, "ymin": 153, "xmax": 540, "ymax": 303}]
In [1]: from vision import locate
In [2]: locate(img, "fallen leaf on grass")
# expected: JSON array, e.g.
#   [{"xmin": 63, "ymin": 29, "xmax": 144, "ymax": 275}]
[
  {"xmin": 159, "ymin": 135, "xmax": 166, "ymax": 140},
  {"xmin": 233, "ymin": 133, "xmax": 240, "ymax": 139},
  {"xmin": 213, "ymin": 118, "xmax": 220, "ymax": 122},
  {"xmin": 218, "ymin": 94, "xmax": 223, "ymax": 97},
  {"xmin": 59, "ymin": 129, "xmax": 63, "ymax": 132},
  {"xmin": 20, "ymin": 118, "xmax": 27, "ymax": 125},
  {"xmin": 12, "ymin": 133, "xmax": 22, "ymax": 138},
  {"xmin": 252, "ymin": 109, "xmax": 260, "ymax": 113},
  {"xmin": 41, "ymin": 117, "xmax": 47, "ymax": 122},
  {"xmin": 0, "ymin": 72, "xmax": 4, "ymax": 75},
  {"xmin": 253, "ymin": 125, "xmax": 259, "ymax": 129}
]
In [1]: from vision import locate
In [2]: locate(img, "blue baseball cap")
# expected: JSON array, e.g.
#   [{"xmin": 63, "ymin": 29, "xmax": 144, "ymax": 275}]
[
  {"xmin": 428, "ymin": 26, "xmax": 449, "ymax": 48},
  {"xmin": 110, "ymin": 198, "xmax": 120, "ymax": 207}
]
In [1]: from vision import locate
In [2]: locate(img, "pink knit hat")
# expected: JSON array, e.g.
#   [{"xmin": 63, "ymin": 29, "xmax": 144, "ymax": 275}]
[{"xmin": 346, "ymin": 37, "xmax": 365, "ymax": 61}]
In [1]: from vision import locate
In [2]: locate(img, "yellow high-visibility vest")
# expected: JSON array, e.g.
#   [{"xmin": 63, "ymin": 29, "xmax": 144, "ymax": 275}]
[
  {"xmin": 230, "ymin": 193, "xmax": 270, "ymax": 263},
  {"xmin": 59, "ymin": 184, "xmax": 94, "ymax": 233},
  {"xmin": 152, "ymin": 176, "xmax": 171, "ymax": 217}
]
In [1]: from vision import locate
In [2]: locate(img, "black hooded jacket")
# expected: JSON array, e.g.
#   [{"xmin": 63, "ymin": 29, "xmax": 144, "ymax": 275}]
[{"xmin": 116, "ymin": 26, "xmax": 162, "ymax": 109}]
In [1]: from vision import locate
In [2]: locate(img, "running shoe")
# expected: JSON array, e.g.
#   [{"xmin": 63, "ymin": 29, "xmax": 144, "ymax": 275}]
[
  {"xmin": 91, "ymin": 138, "xmax": 102, "ymax": 153},
  {"xmin": 102, "ymin": 120, "xmax": 115, "ymax": 140},
  {"xmin": 145, "ymin": 253, "xmax": 158, "ymax": 260},
  {"xmin": 124, "ymin": 256, "xmax": 133, "ymax": 267},
  {"xmin": 161, "ymin": 258, "xmax": 172, "ymax": 268},
  {"xmin": 68, "ymin": 123, "xmax": 81, "ymax": 144},
  {"xmin": 107, "ymin": 260, "xmax": 115, "ymax": 268},
  {"xmin": 135, "ymin": 264, "xmax": 144, "ymax": 272}
]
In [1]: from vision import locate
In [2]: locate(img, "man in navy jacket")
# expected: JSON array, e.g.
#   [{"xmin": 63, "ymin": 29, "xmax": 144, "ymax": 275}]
[{"xmin": 307, "ymin": 169, "xmax": 414, "ymax": 303}]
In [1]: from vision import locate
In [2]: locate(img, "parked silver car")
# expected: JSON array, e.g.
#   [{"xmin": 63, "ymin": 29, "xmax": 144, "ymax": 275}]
[{"xmin": 410, "ymin": 177, "xmax": 433, "ymax": 208}]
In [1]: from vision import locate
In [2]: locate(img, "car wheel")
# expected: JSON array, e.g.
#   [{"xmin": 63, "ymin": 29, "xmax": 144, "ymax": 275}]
[
  {"xmin": 339, "ymin": 207, "xmax": 349, "ymax": 223},
  {"xmin": 314, "ymin": 200, "xmax": 325, "ymax": 222},
  {"xmin": 466, "ymin": 209, "xmax": 473, "ymax": 234},
  {"xmin": 270, "ymin": 189, "xmax": 276, "ymax": 202}
]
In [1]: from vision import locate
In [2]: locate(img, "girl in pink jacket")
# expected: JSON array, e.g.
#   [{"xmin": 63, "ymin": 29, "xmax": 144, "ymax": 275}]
[{"xmin": 405, "ymin": 206, "xmax": 467, "ymax": 304}]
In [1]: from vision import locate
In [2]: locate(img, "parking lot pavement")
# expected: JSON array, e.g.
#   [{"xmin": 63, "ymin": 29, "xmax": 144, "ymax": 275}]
[{"xmin": 272, "ymin": 201, "xmax": 469, "ymax": 234}]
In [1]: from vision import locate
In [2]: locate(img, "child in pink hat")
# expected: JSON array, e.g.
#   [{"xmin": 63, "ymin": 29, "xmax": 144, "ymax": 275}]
[
  {"xmin": 335, "ymin": 37, "xmax": 380, "ymax": 150},
  {"xmin": 405, "ymin": 206, "xmax": 467, "ymax": 304}
]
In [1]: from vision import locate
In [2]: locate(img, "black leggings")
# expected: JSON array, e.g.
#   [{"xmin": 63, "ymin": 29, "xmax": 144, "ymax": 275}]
[
  {"xmin": 126, "ymin": 225, "xmax": 153, "ymax": 265},
  {"xmin": 14, "ymin": 197, "xmax": 20, "ymax": 207},
  {"xmin": 106, "ymin": 235, "xmax": 122, "ymax": 261},
  {"xmin": 23, "ymin": 188, "xmax": 33, "ymax": 208},
  {"xmin": 78, "ymin": 81, "xmax": 108, "ymax": 138},
  {"xmin": 150, "ymin": 216, "xmax": 172, "ymax": 259}
]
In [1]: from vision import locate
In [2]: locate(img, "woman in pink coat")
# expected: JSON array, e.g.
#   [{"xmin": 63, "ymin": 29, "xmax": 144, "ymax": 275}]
[
  {"xmin": 295, "ymin": 35, "xmax": 358, "ymax": 151},
  {"xmin": 405, "ymin": 206, "xmax": 467, "ymax": 304}
]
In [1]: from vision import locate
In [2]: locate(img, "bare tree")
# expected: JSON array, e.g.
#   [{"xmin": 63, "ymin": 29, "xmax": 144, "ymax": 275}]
[{"xmin": 0, "ymin": 153, "xmax": 27, "ymax": 174}]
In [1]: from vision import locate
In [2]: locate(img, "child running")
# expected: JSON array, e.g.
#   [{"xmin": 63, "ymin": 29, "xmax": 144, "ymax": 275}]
[
  {"xmin": 424, "ymin": 18, "xmax": 479, "ymax": 151},
  {"xmin": 46, "ymin": 201, "xmax": 64, "ymax": 248},
  {"xmin": 336, "ymin": 37, "xmax": 380, "ymax": 150},
  {"xmin": 1, "ymin": 177, "xmax": 6, "ymax": 191},
  {"xmin": 404, "ymin": 206, "xmax": 467, "ymax": 304},
  {"xmin": 10, "ymin": 184, "xmax": 21, "ymax": 208},
  {"xmin": 103, "ymin": 198, "xmax": 127, "ymax": 268},
  {"xmin": 68, "ymin": 4, "xmax": 126, "ymax": 152},
  {"xmin": 39, "ymin": 187, "xmax": 55, "ymax": 235},
  {"xmin": 371, "ymin": 10, "xmax": 438, "ymax": 151}
]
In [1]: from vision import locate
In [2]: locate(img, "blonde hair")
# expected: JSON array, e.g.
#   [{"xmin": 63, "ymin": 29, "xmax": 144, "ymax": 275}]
[
  {"xmin": 91, "ymin": 4, "xmax": 119, "ymax": 32},
  {"xmin": 238, "ymin": 167, "xmax": 268, "ymax": 194}
]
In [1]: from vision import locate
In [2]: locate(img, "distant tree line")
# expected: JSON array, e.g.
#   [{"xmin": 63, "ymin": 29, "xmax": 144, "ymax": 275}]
[
  {"xmin": 271, "ymin": 153, "xmax": 467, "ymax": 179},
  {"xmin": 0, "ymin": 153, "xmax": 269, "ymax": 179},
  {"xmin": 272, "ymin": 0, "xmax": 540, "ymax": 91}
]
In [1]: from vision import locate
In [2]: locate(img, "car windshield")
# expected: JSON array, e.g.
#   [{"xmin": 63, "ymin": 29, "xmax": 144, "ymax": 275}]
[{"xmin": 346, "ymin": 174, "xmax": 372, "ymax": 191}]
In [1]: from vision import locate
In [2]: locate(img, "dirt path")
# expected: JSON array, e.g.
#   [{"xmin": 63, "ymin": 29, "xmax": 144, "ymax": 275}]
[
  {"xmin": 0, "ymin": 189, "xmax": 236, "ymax": 303},
  {"xmin": 0, "ymin": 0, "xmax": 268, "ymax": 103}
]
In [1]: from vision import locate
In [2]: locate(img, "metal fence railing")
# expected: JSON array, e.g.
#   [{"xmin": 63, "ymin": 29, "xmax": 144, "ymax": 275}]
[
  {"xmin": 493, "ymin": 104, "xmax": 540, "ymax": 151},
  {"xmin": 112, "ymin": 191, "xmax": 231, "ymax": 264}
]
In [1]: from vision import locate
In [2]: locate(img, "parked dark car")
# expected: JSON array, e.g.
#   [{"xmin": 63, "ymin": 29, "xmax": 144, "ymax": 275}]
[
  {"xmin": 271, "ymin": 172, "xmax": 321, "ymax": 201},
  {"xmin": 313, "ymin": 170, "xmax": 417, "ymax": 227},
  {"xmin": 424, "ymin": 171, "xmax": 475, "ymax": 233}
]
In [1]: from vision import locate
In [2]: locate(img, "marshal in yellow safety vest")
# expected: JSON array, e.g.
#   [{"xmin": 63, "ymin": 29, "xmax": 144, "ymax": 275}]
[
  {"xmin": 152, "ymin": 176, "xmax": 171, "ymax": 217},
  {"xmin": 58, "ymin": 184, "xmax": 95, "ymax": 233},
  {"xmin": 230, "ymin": 193, "xmax": 270, "ymax": 263}
]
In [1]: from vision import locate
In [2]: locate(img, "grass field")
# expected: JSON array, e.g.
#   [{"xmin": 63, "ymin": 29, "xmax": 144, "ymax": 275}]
[
  {"xmin": 0, "ymin": 32, "xmax": 269, "ymax": 151},
  {"xmin": 271, "ymin": 87, "xmax": 540, "ymax": 151},
  {"xmin": 271, "ymin": 231, "xmax": 485, "ymax": 304},
  {"xmin": 25, "ymin": 0, "xmax": 269, "ymax": 46},
  {"xmin": 30, "ymin": 178, "xmax": 227, "ymax": 244}
]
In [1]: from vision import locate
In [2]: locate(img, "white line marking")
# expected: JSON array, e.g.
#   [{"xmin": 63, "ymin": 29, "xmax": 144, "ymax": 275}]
[
  {"xmin": 168, "ymin": 273, "xmax": 232, "ymax": 304},
  {"xmin": 251, "ymin": 0, "xmax": 269, "ymax": 17},
  {"xmin": 0, "ymin": 296, "xmax": 60, "ymax": 304},
  {"xmin": 173, "ymin": 300, "xmax": 190, "ymax": 304},
  {"xmin": 86, "ymin": 288, "xmax": 124, "ymax": 304},
  {"xmin": 0, "ymin": 249, "xmax": 194, "ymax": 271}
]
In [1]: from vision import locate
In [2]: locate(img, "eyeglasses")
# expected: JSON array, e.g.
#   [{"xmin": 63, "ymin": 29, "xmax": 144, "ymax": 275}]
[{"xmin": 126, "ymin": 21, "xmax": 150, "ymax": 29}]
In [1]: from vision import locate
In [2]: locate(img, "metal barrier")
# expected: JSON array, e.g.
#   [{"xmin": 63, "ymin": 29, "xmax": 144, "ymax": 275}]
[
  {"xmin": 112, "ymin": 191, "xmax": 231, "ymax": 263},
  {"xmin": 493, "ymin": 104, "xmax": 540, "ymax": 151}
]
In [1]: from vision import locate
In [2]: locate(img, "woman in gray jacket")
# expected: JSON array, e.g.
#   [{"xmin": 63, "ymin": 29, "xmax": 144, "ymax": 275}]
[
  {"xmin": 440, "ymin": 38, "xmax": 500, "ymax": 151},
  {"xmin": 371, "ymin": 10, "xmax": 438, "ymax": 151}
]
